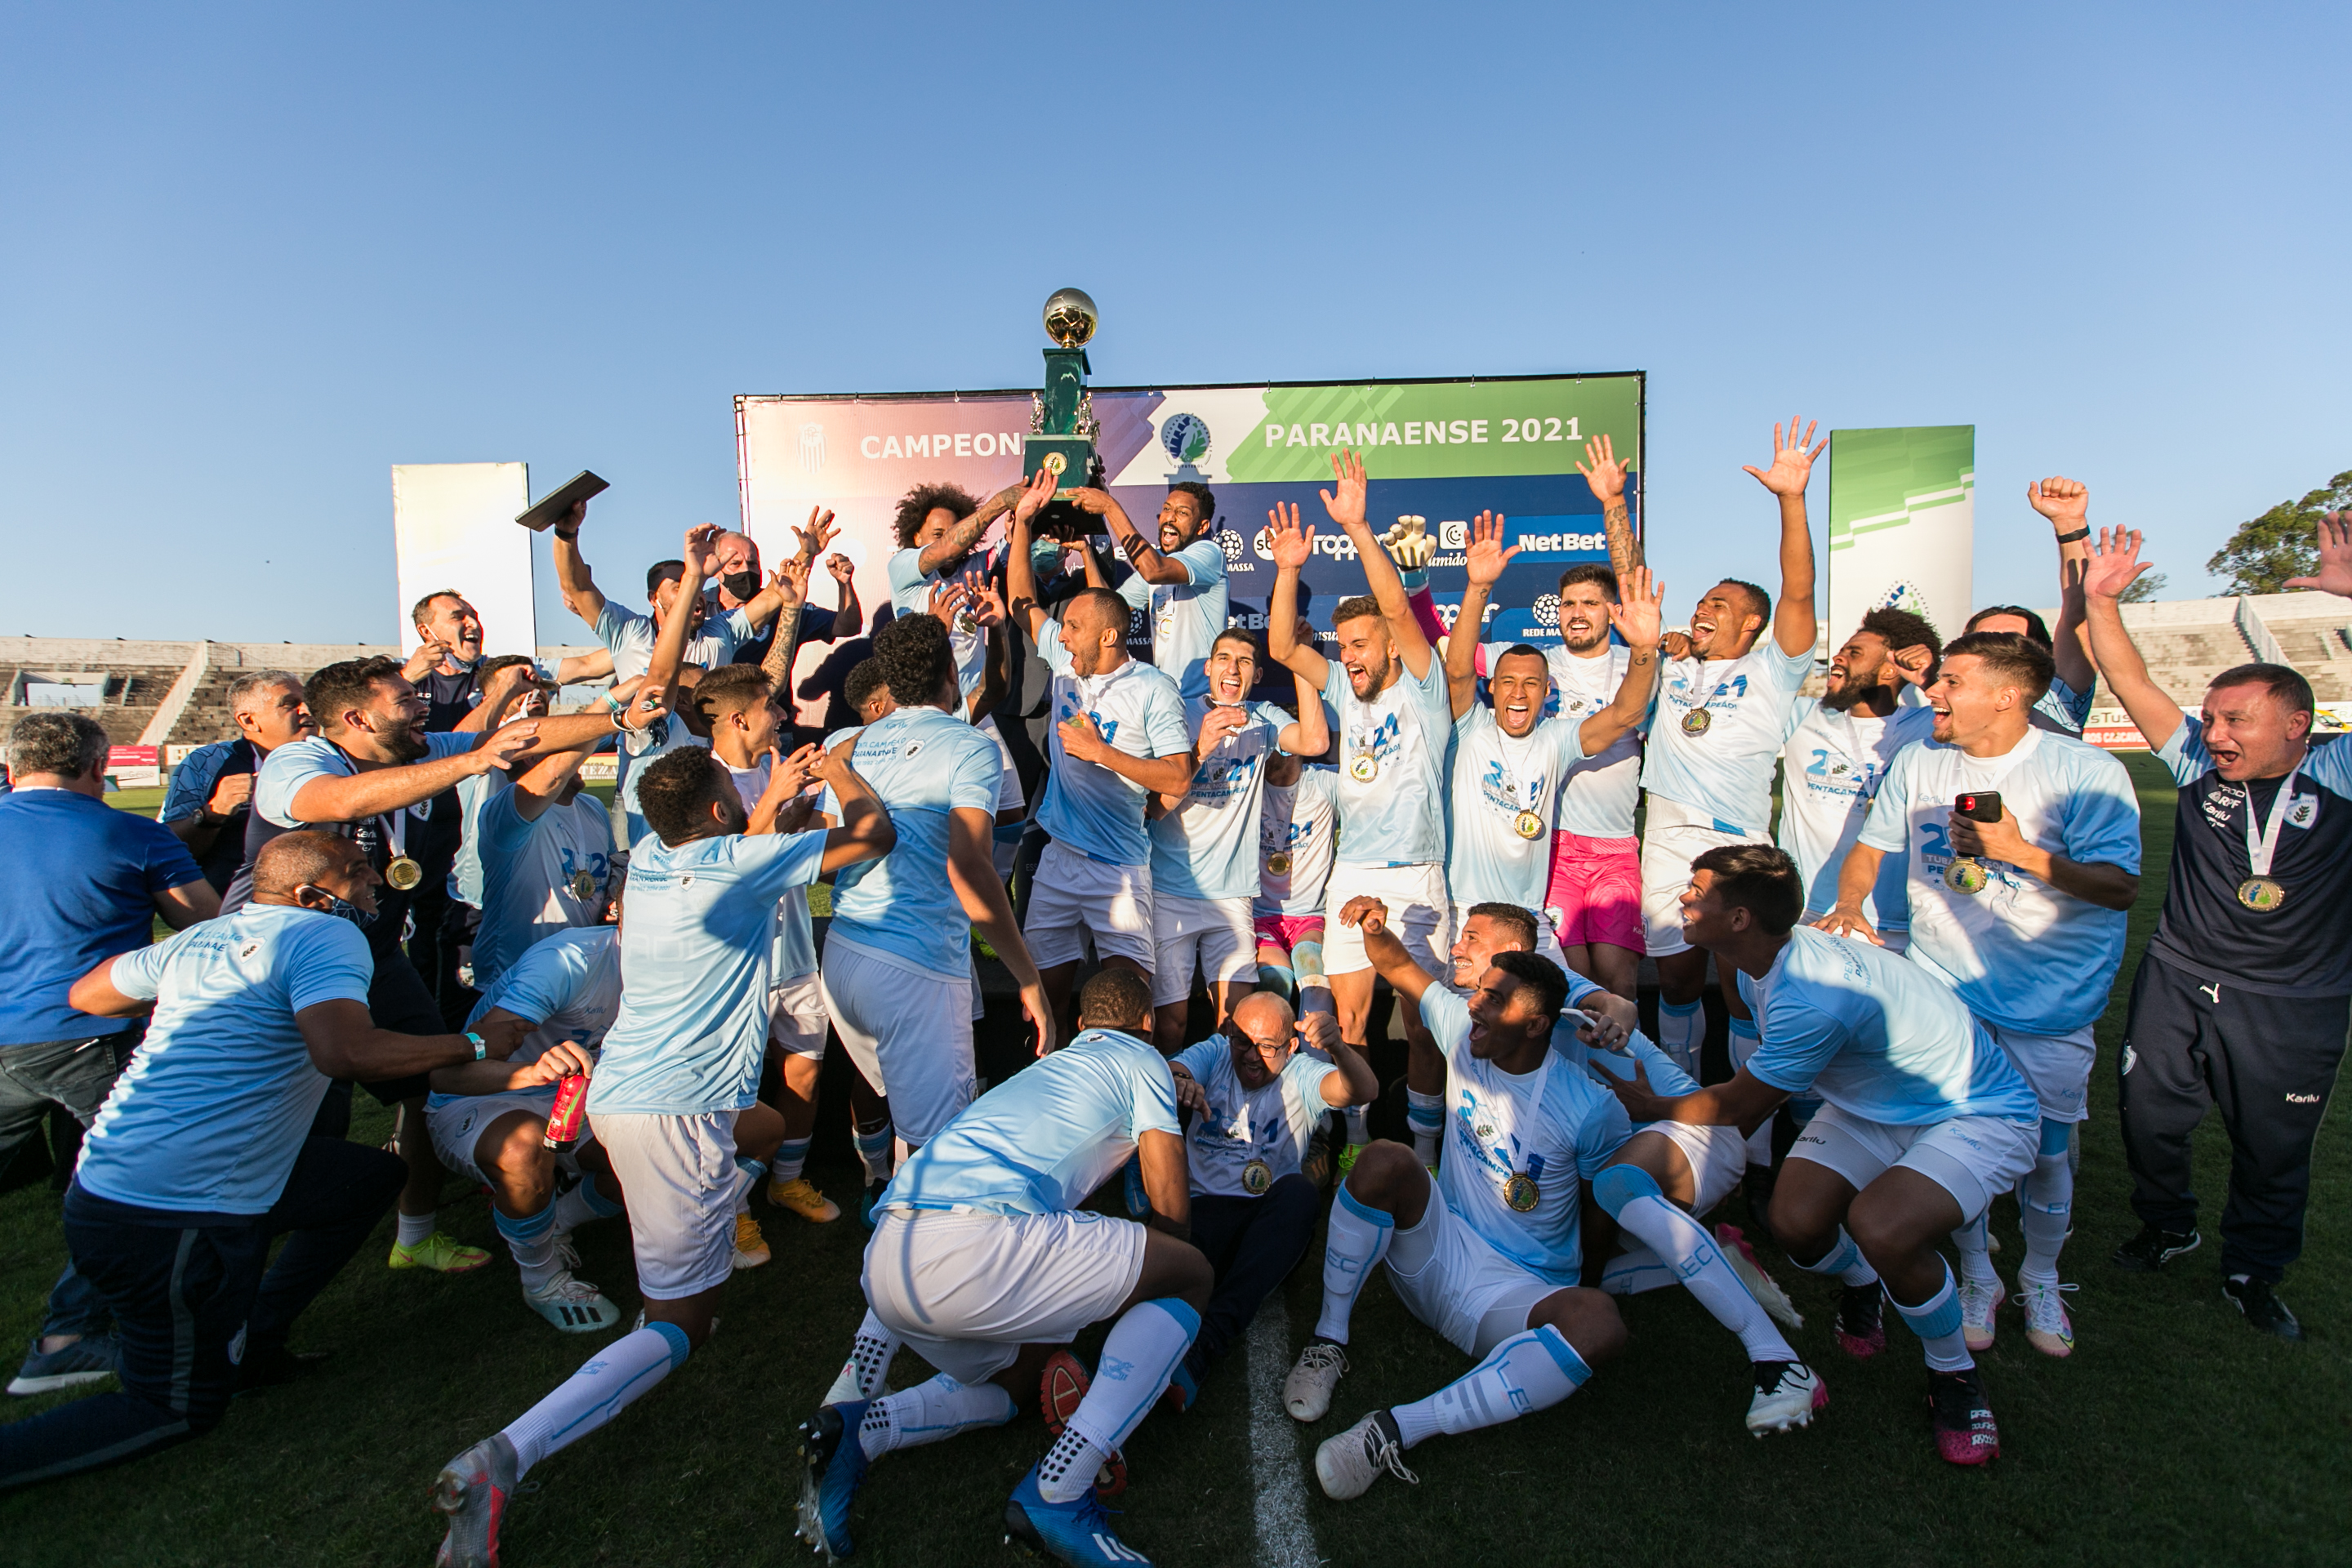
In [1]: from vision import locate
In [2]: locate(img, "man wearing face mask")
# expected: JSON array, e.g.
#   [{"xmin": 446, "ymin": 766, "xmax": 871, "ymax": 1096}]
[
  {"xmin": 0, "ymin": 831, "xmax": 515, "ymax": 1491},
  {"xmin": 718, "ymin": 516, "xmax": 862, "ymax": 702},
  {"xmin": 158, "ymin": 671, "xmax": 315, "ymax": 894},
  {"xmin": 237, "ymin": 657, "xmax": 621, "ymax": 1276}
]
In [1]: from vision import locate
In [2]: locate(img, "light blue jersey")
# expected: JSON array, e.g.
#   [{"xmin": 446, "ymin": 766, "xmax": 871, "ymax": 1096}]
[
  {"xmin": 881, "ymin": 1027, "xmax": 1181, "ymax": 1217},
  {"xmin": 2032, "ymin": 673, "xmax": 2096, "ymax": 737},
  {"xmin": 78, "ymin": 906, "xmax": 372, "ymax": 1214},
  {"xmin": 617, "ymin": 715, "xmax": 709, "ymax": 855},
  {"xmin": 1551, "ymin": 1016, "xmax": 1700, "ymax": 1106},
  {"xmin": 588, "ymin": 827, "xmax": 828, "ymax": 1116},
  {"xmin": 1446, "ymin": 706, "xmax": 1592, "ymax": 908},
  {"xmin": 1776, "ymin": 698, "xmax": 1937, "ymax": 928},
  {"xmin": 888, "ymin": 547, "xmax": 989, "ymax": 701},
  {"xmin": 1116, "ymin": 538, "xmax": 1229, "ymax": 697},
  {"xmin": 1327, "ymin": 657, "xmax": 1453, "ymax": 868},
  {"xmin": 718, "ymin": 756, "xmax": 818, "ymax": 982},
  {"xmin": 1740, "ymin": 925, "xmax": 2039, "ymax": 1125},
  {"xmin": 1642, "ymin": 639, "xmax": 1813, "ymax": 836},
  {"xmin": 255, "ymin": 732, "xmax": 474, "ymax": 830},
  {"xmin": 1173, "ymin": 1037, "xmax": 1337, "ymax": 1197},
  {"xmin": 1859, "ymin": 727, "xmax": 2139, "ymax": 1035},
  {"xmin": 1255, "ymin": 767, "xmax": 1341, "ymax": 918},
  {"xmin": 1036, "ymin": 641, "xmax": 1191, "ymax": 867},
  {"xmin": 827, "ymin": 707, "xmax": 1004, "ymax": 972},
  {"xmin": 472, "ymin": 787, "xmax": 612, "ymax": 991},
  {"xmin": 435, "ymin": 926, "xmax": 621, "ymax": 1112},
  {"xmin": 1151, "ymin": 699, "xmax": 1292, "ymax": 901},
  {"xmin": 595, "ymin": 601, "xmax": 750, "ymax": 684},
  {"xmin": 449, "ymin": 771, "xmax": 510, "ymax": 906},
  {"xmin": 1419, "ymin": 988, "xmax": 1631, "ymax": 1284},
  {"xmin": 1546, "ymin": 644, "xmax": 1649, "ymax": 839}
]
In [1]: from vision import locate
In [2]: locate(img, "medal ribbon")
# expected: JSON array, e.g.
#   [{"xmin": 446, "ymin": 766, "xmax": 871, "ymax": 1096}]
[{"xmin": 2242, "ymin": 760, "xmax": 2304, "ymax": 880}]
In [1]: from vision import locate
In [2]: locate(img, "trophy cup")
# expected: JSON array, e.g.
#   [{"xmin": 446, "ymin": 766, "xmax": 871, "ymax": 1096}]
[{"xmin": 1025, "ymin": 287, "xmax": 1105, "ymax": 539}]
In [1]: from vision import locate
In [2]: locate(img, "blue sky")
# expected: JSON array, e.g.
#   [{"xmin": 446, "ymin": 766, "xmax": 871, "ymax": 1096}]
[{"xmin": 3, "ymin": 2, "xmax": 2346, "ymax": 648}]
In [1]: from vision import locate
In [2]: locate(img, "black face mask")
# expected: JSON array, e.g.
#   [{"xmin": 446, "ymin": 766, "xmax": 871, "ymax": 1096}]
[{"xmin": 719, "ymin": 570, "xmax": 760, "ymax": 601}]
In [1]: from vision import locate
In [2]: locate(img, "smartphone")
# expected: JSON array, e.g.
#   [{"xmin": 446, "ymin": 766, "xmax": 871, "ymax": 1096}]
[{"xmin": 1954, "ymin": 791, "xmax": 2003, "ymax": 823}]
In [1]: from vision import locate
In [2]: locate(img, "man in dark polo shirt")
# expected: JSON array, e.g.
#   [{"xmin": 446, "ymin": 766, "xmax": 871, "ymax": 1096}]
[
  {"xmin": 158, "ymin": 671, "xmax": 314, "ymax": 893},
  {"xmin": 715, "ymin": 522, "xmax": 863, "ymax": 746},
  {"xmin": 0, "ymin": 713, "xmax": 216, "ymax": 1397},
  {"xmin": 2084, "ymin": 523, "xmax": 2352, "ymax": 1339}
]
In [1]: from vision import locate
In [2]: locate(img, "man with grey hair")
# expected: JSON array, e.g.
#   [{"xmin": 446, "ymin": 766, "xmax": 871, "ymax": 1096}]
[
  {"xmin": 0, "ymin": 712, "xmax": 216, "ymax": 1400},
  {"xmin": 159, "ymin": 671, "xmax": 314, "ymax": 893}
]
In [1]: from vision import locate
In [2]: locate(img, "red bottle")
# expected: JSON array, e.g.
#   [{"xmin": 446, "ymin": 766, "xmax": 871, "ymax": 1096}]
[{"xmin": 543, "ymin": 1073, "xmax": 590, "ymax": 1152}]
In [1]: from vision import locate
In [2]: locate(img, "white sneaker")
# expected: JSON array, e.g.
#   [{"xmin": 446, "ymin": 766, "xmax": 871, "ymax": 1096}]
[
  {"xmin": 1744, "ymin": 1361, "xmax": 1825, "ymax": 1436},
  {"xmin": 1315, "ymin": 1410, "xmax": 1418, "ymax": 1501},
  {"xmin": 2018, "ymin": 1277, "xmax": 2078, "ymax": 1358},
  {"xmin": 1283, "ymin": 1341, "xmax": 1348, "ymax": 1422},
  {"xmin": 1958, "ymin": 1274, "xmax": 2004, "ymax": 1352},
  {"xmin": 524, "ymin": 1272, "xmax": 623, "ymax": 1334}
]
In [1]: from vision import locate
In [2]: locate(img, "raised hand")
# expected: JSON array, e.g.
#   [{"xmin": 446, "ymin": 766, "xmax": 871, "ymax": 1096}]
[
  {"xmin": 969, "ymin": 581, "xmax": 1009, "ymax": 630},
  {"xmin": 1890, "ymin": 643, "xmax": 1936, "ymax": 686},
  {"xmin": 1660, "ymin": 630, "xmax": 1692, "ymax": 660},
  {"xmin": 1066, "ymin": 487, "xmax": 1114, "ymax": 516},
  {"xmin": 1012, "ymin": 466, "xmax": 1058, "ymax": 527},
  {"xmin": 2027, "ymin": 476, "xmax": 2089, "ymax": 531},
  {"xmin": 1463, "ymin": 510, "xmax": 1519, "ymax": 587},
  {"xmin": 1265, "ymin": 501, "xmax": 1315, "ymax": 570},
  {"xmin": 770, "ymin": 554, "xmax": 813, "ymax": 607},
  {"xmin": 791, "ymin": 506, "xmax": 839, "ymax": 562},
  {"xmin": 1382, "ymin": 514, "xmax": 1435, "ymax": 570},
  {"xmin": 1319, "ymin": 450, "xmax": 1370, "ymax": 532},
  {"xmin": 475, "ymin": 721, "xmax": 541, "ymax": 775},
  {"xmin": 2284, "ymin": 511, "xmax": 2352, "ymax": 599},
  {"xmin": 926, "ymin": 578, "xmax": 973, "ymax": 628},
  {"xmin": 1741, "ymin": 416, "xmax": 1827, "ymax": 497},
  {"xmin": 825, "ymin": 552, "xmax": 855, "ymax": 586},
  {"xmin": 1195, "ymin": 704, "xmax": 1249, "ymax": 757},
  {"xmin": 1608, "ymin": 564, "xmax": 1666, "ymax": 647},
  {"xmin": 684, "ymin": 523, "xmax": 722, "ymax": 577},
  {"xmin": 1576, "ymin": 433, "xmax": 1628, "ymax": 504},
  {"xmin": 2082, "ymin": 526, "xmax": 2153, "ymax": 601}
]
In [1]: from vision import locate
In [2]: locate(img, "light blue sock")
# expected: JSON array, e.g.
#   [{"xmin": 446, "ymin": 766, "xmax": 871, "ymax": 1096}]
[
  {"xmin": 1036, "ymin": 1298, "xmax": 1200, "ymax": 1503},
  {"xmin": 769, "ymin": 1137, "xmax": 813, "ymax": 1184},
  {"xmin": 1656, "ymin": 999, "xmax": 1703, "ymax": 1077},
  {"xmin": 1891, "ymin": 1259, "xmax": 1973, "ymax": 1372},
  {"xmin": 494, "ymin": 1200, "xmax": 560, "ymax": 1290},
  {"xmin": 1791, "ymin": 1227, "xmax": 1881, "ymax": 1288},
  {"xmin": 853, "ymin": 1119, "xmax": 893, "ymax": 1183},
  {"xmin": 1592, "ymin": 1165, "xmax": 1793, "ymax": 1363},
  {"xmin": 500, "ymin": 1321, "xmax": 690, "ymax": 1478},
  {"xmin": 1392, "ymin": 1324, "xmax": 1590, "ymax": 1448},
  {"xmin": 1405, "ymin": 1089, "xmax": 1444, "ymax": 1165}
]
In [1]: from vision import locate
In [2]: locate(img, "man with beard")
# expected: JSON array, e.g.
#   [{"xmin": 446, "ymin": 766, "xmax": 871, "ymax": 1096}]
[
  {"xmin": 886, "ymin": 479, "xmax": 1032, "ymax": 823},
  {"xmin": 158, "ymin": 671, "xmax": 314, "ymax": 893},
  {"xmin": 1638, "ymin": 419, "xmax": 1825, "ymax": 1080},
  {"xmin": 1007, "ymin": 476, "xmax": 1196, "ymax": 1034},
  {"xmin": 245, "ymin": 657, "xmax": 621, "ymax": 1275},
  {"xmin": 1067, "ymin": 481, "xmax": 1230, "ymax": 698}
]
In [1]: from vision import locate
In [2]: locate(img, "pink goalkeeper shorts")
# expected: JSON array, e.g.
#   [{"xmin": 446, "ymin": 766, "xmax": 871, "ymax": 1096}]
[
  {"xmin": 1544, "ymin": 831, "xmax": 1645, "ymax": 955},
  {"xmin": 1253, "ymin": 913, "xmax": 1327, "ymax": 953}
]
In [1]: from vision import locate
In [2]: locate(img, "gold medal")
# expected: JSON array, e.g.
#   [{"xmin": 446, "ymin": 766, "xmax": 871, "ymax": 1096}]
[
  {"xmin": 1681, "ymin": 707, "xmax": 1712, "ymax": 736},
  {"xmin": 384, "ymin": 855, "xmax": 423, "ymax": 892},
  {"xmin": 1503, "ymin": 1172, "xmax": 1540, "ymax": 1213},
  {"xmin": 1944, "ymin": 858, "xmax": 1988, "ymax": 895},
  {"xmin": 1267, "ymin": 850, "xmax": 1293, "ymax": 876},
  {"xmin": 1241, "ymin": 1159, "xmax": 1273, "ymax": 1196},
  {"xmin": 2235, "ymin": 875, "xmax": 2286, "ymax": 912},
  {"xmin": 1041, "ymin": 451, "xmax": 1067, "ymax": 477},
  {"xmin": 1348, "ymin": 752, "xmax": 1379, "ymax": 783},
  {"xmin": 570, "ymin": 870, "xmax": 598, "ymax": 901},
  {"xmin": 1512, "ymin": 809, "xmax": 1544, "ymax": 841}
]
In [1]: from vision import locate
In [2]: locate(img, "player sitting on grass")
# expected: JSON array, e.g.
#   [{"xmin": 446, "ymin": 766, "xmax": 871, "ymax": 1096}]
[
  {"xmin": 798, "ymin": 969, "xmax": 1208, "ymax": 1568},
  {"xmin": 1281, "ymin": 895, "xmax": 1630, "ymax": 1503},
  {"xmin": 1604, "ymin": 844, "xmax": 2042, "ymax": 1466}
]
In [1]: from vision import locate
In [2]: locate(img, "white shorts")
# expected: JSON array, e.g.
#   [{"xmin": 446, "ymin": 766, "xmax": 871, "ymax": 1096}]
[
  {"xmin": 1980, "ymin": 1018, "xmax": 2094, "ymax": 1125},
  {"xmin": 863, "ymin": 1208, "xmax": 1146, "ymax": 1384},
  {"xmin": 425, "ymin": 1089, "xmax": 591, "ymax": 1188},
  {"xmin": 1151, "ymin": 893, "xmax": 1257, "ymax": 1006},
  {"xmin": 1640, "ymin": 799, "xmax": 1768, "ymax": 958},
  {"xmin": 1450, "ymin": 900, "xmax": 1567, "ymax": 973},
  {"xmin": 822, "ymin": 935, "xmax": 976, "ymax": 1147},
  {"xmin": 1637, "ymin": 1119, "xmax": 1748, "ymax": 1217},
  {"xmin": 1385, "ymin": 1191, "xmax": 1564, "ymax": 1358},
  {"xmin": 1322, "ymin": 862, "xmax": 1452, "ymax": 979},
  {"xmin": 1024, "ymin": 841, "xmax": 1155, "ymax": 970},
  {"xmin": 767, "ymin": 971, "xmax": 828, "ymax": 1058},
  {"xmin": 592, "ymin": 1110, "xmax": 742, "ymax": 1301},
  {"xmin": 1789, "ymin": 1102, "xmax": 2038, "ymax": 1224}
]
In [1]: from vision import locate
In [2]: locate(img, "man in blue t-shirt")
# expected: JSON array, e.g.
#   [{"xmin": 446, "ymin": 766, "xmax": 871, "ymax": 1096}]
[
  {"xmin": 158, "ymin": 670, "xmax": 315, "ymax": 893},
  {"xmin": 0, "ymin": 712, "xmax": 216, "ymax": 1401},
  {"xmin": 1609, "ymin": 844, "xmax": 2039, "ymax": 1469},
  {"xmin": 0, "ymin": 831, "xmax": 496, "ymax": 1491},
  {"xmin": 430, "ymin": 736, "xmax": 893, "ymax": 1568},
  {"xmin": 1066, "ymin": 481, "xmax": 1230, "ymax": 697}
]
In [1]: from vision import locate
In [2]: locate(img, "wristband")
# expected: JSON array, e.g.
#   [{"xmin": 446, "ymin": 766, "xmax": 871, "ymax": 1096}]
[
  {"xmin": 603, "ymin": 689, "xmax": 626, "ymax": 712},
  {"xmin": 2053, "ymin": 526, "xmax": 2090, "ymax": 544},
  {"xmin": 465, "ymin": 1030, "xmax": 487, "ymax": 1061}
]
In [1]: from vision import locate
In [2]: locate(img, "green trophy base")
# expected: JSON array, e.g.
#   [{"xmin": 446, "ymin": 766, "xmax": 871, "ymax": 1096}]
[{"xmin": 1023, "ymin": 434, "xmax": 1098, "ymax": 495}]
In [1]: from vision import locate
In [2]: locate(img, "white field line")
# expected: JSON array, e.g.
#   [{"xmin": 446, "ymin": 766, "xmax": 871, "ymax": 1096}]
[{"xmin": 1245, "ymin": 1296, "xmax": 1321, "ymax": 1568}]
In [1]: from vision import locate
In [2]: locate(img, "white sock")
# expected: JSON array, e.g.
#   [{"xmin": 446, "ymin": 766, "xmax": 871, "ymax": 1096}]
[
  {"xmin": 493, "ymin": 1203, "xmax": 562, "ymax": 1294},
  {"xmin": 1655, "ymin": 1000, "xmax": 1702, "ymax": 1078},
  {"xmin": 858, "ymin": 1374, "xmax": 1015, "ymax": 1460},
  {"xmin": 2019, "ymin": 1133, "xmax": 2074, "ymax": 1285},
  {"xmin": 825, "ymin": 1311, "xmax": 902, "ymax": 1405},
  {"xmin": 1036, "ymin": 1298, "xmax": 1200, "ymax": 1503},
  {"xmin": 396, "ymin": 1210, "xmax": 436, "ymax": 1249},
  {"xmin": 552, "ymin": 1178, "xmax": 621, "ymax": 1234},
  {"xmin": 1596, "ymin": 1169, "xmax": 1794, "ymax": 1363},
  {"xmin": 1391, "ymin": 1325, "xmax": 1590, "ymax": 1449},
  {"xmin": 769, "ymin": 1138, "xmax": 811, "ymax": 1185},
  {"xmin": 1313, "ymin": 1185, "xmax": 1395, "ymax": 1345},
  {"xmin": 853, "ymin": 1119, "xmax": 893, "ymax": 1183},
  {"xmin": 1343, "ymin": 1103, "xmax": 1370, "ymax": 1147},
  {"xmin": 500, "ymin": 1322, "xmax": 689, "ymax": 1478},
  {"xmin": 1953, "ymin": 1209, "xmax": 1998, "ymax": 1284},
  {"xmin": 1891, "ymin": 1260, "xmax": 1973, "ymax": 1372},
  {"xmin": 1600, "ymin": 1244, "xmax": 1672, "ymax": 1296},
  {"xmin": 1405, "ymin": 1089, "xmax": 1444, "ymax": 1167},
  {"xmin": 1791, "ymin": 1227, "xmax": 1881, "ymax": 1288}
]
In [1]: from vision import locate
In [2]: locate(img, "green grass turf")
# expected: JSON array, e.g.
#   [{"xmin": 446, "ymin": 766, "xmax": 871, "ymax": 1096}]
[{"xmin": 4, "ymin": 755, "xmax": 2348, "ymax": 1565}]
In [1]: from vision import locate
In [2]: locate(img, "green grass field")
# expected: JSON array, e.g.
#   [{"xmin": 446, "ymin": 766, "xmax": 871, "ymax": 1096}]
[{"xmin": 4, "ymin": 756, "xmax": 2348, "ymax": 1566}]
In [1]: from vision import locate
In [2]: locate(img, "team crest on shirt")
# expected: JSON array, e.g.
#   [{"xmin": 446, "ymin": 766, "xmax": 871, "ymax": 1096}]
[
  {"xmin": 240, "ymin": 942, "xmax": 262, "ymax": 960},
  {"xmin": 902, "ymin": 738, "xmax": 925, "ymax": 759},
  {"xmin": 2287, "ymin": 793, "xmax": 2319, "ymax": 830}
]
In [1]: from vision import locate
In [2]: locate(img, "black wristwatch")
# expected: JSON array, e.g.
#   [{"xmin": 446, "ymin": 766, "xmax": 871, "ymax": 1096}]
[{"xmin": 2053, "ymin": 526, "xmax": 2090, "ymax": 544}]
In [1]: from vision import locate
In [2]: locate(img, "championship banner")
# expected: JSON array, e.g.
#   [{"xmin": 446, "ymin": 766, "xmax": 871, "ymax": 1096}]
[
  {"xmin": 1824, "ymin": 425, "xmax": 1975, "ymax": 648},
  {"xmin": 737, "ymin": 375, "xmax": 1642, "ymax": 702}
]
